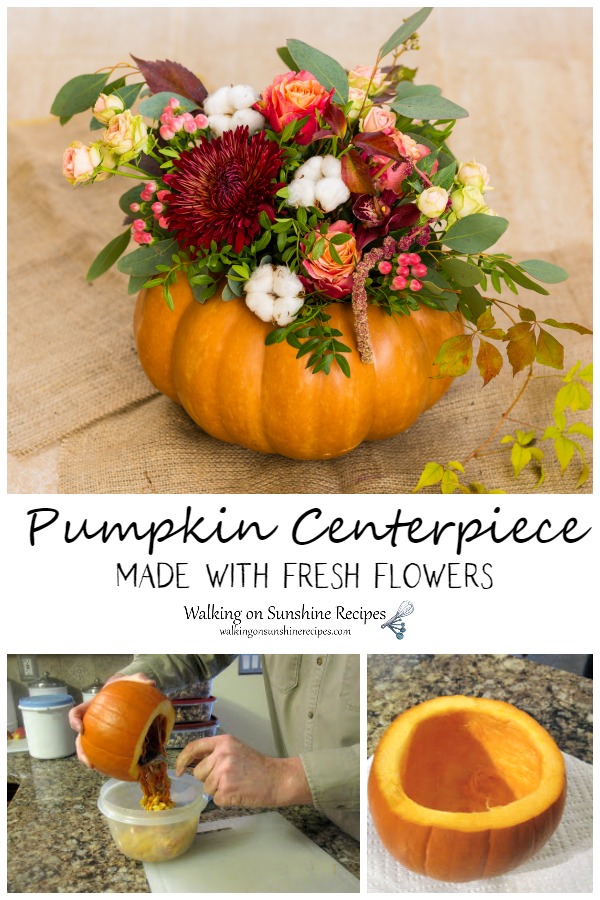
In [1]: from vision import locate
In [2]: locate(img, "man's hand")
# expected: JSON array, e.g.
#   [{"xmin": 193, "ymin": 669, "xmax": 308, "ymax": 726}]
[
  {"xmin": 175, "ymin": 734, "xmax": 312, "ymax": 808},
  {"xmin": 68, "ymin": 672, "xmax": 156, "ymax": 767}
]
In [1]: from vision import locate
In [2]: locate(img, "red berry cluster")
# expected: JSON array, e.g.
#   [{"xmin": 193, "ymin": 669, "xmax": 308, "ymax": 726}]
[
  {"xmin": 129, "ymin": 181, "xmax": 170, "ymax": 244},
  {"xmin": 390, "ymin": 252, "xmax": 427, "ymax": 292}
]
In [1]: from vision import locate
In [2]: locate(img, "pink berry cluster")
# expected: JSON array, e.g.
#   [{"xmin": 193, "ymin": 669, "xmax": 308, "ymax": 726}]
[
  {"xmin": 378, "ymin": 252, "xmax": 427, "ymax": 292},
  {"xmin": 159, "ymin": 97, "xmax": 209, "ymax": 141},
  {"xmin": 129, "ymin": 181, "xmax": 170, "ymax": 244}
]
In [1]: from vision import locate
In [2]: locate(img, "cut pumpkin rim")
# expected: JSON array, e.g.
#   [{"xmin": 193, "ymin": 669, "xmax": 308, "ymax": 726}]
[{"xmin": 370, "ymin": 695, "xmax": 566, "ymax": 833}]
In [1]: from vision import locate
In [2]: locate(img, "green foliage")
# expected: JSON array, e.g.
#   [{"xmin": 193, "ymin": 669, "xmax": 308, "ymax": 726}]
[
  {"xmin": 86, "ymin": 230, "xmax": 131, "ymax": 282},
  {"xmin": 50, "ymin": 73, "xmax": 109, "ymax": 118},
  {"xmin": 138, "ymin": 91, "xmax": 198, "ymax": 119},
  {"xmin": 414, "ymin": 361, "xmax": 593, "ymax": 493},
  {"xmin": 379, "ymin": 7, "xmax": 433, "ymax": 58},
  {"xmin": 443, "ymin": 214, "xmax": 509, "ymax": 253},
  {"xmin": 392, "ymin": 93, "xmax": 468, "ymax": 121},
  {"xmin": 286, "ymin": 40, "xmax": 349, "ymax": 104},
  {"xmin": 266, "ymin": 309, "xmax": 352, "ymax": 377}
]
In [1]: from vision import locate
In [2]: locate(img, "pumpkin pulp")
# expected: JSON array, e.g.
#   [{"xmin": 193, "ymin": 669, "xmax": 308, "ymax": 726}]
[{"xmin": 137, "ymin": 714, "xmax": 174, "ymax": 811}]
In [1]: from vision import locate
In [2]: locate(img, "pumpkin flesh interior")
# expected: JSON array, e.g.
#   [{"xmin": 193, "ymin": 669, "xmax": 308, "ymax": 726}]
[
  {"xmin": 403, "ymin": 710, "xmax": 542, "ymax": 814},
  {"xmin": 137, "ymin": 714, "xmax": 174, "ymax": 811}
]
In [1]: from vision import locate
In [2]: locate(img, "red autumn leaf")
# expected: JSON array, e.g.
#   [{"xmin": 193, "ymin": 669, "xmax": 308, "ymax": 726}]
[
  {"xmin": 434, "ymin": 334, "xmax": 473, "ymax": 377},
  {"xmin": 352, "ymin": 131, "xmax": 405, "ymax": 162},
  {"xmin": 506, "ymin": 330, "xmax": 536, "ymax": 376},
  {"xmin": 341, "ymin": 150, "xmax": 376, "ymax": 195},
  {"xmin": 321, "ymin": 103, "xmax": 347, "ymax": 138},
  {"xmin": 131, "ymin": 55, "xmax": 207, "ymax": 105},
  {"xmin": 476, "ymin": 339, "xmax": 503, "ymax": 386}
]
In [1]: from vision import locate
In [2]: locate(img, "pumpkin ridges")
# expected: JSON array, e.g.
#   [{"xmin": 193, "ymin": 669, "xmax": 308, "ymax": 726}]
[
  {"xmin": 135, "ymin": 281, "xmax": 464, "ymax": 459},
  {"xmin": 80, "ymin": 682, "xmax": 175, "ymax": 782}
]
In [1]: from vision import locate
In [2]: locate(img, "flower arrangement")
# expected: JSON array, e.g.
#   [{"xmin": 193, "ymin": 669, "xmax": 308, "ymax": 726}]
[{"xmin": 52, "ymin": 8, "xmax": 592, "ymax": 483}]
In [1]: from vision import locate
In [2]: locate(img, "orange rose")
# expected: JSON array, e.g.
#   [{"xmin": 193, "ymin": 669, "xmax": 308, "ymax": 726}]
[
  {"xmin": 302, "ymin": 221, "xmax": 360, "ymax": 299},
  {"xmin": 256, "ymin": 71, "xmax": 332, "ymax": 145}
]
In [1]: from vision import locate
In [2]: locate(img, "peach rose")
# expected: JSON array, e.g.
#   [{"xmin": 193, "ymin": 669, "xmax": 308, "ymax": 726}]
[
  {"xmin": 256, "ymin": 70, "xmax": 332, "ymax": 144},
  {"xmin": 302, "ymin": 220, "xmax": 360, "ymax": 299},
  {"xmin": 104, "ymin": 111, "xmax": 148, "ymax": 162},
  {"xmin": 348, "ymin": 65, "xmax": 388, "ymax": 95},
  {"xmin": 62, "ymin": 140, "xmax": 115, "ymax": 184},
  {"xmin": 372, "ymin": 130, "xmax": 431, "ymax": 194},
  {"xmin": 361, "ymin": 105, "xmax": 396, "ymax": 135}
]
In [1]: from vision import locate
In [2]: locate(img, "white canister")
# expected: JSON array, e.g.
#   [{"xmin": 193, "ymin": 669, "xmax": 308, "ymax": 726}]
[{"xmin": 18, "ymin": 694, "xmax": 76, "ymax": 759}]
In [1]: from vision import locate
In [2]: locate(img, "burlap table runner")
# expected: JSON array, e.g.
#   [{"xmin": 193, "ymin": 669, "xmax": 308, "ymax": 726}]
[{"xmin": 7, "ymin": 18, "xmax": 592, "ymax": 494}]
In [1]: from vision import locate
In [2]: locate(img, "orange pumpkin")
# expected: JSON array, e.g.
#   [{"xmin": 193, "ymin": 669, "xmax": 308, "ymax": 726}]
[
  {"xmin": 133, "ymin": 279, "xmax": 463, "ymax": 460},
  {"xmin": 368, "ymin": 695, "xmax": 566, "ymax": 883},
  {"xmin": 81, "ymin": 681, "xmax": 175, "ymax": 782}
]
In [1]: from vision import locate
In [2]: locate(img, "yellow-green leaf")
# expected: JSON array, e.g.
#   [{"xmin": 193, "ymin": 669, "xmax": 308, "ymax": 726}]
[
  {"xmin": 511, "ymin": 443, "xmax": 532, "ymax": 477},
  {"xmin": 516, "ymin": 430, "xmax": 535, "ymax": 446},
  {"xmin": 567, "ymin": 422, "xmax": 593, "ymax": 439},
  {"xmin": 434, "ymin": 334, "xmax": 473, "ymax": 377},
  {"xmin": 413, "ymin": 462, "xmax": 444, "ymax": 492},
  {"xmin": 441, "ymin": 469, "xmax": 460, "ymax": 494},
  {"xmin": 536, "ymin": 328, "xmax": 564, "ymax": 369},
  {"xmin": 554, "ymin": 436, "xmax": 575, "ymax": 473},
  {"xmin": 447, "ymin": 460, "xmax": 465, "ymax": 473}
]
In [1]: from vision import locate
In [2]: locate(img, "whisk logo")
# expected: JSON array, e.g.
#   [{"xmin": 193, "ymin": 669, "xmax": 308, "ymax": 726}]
[{"xmin": 381, "ymin": 601, "xmax": 414, "ymax": 640}]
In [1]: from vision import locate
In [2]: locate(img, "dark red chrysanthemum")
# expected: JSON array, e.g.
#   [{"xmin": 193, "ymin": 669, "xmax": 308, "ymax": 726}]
[{"xmin": 163, "ymin": 126, "xmax": 283, "ymax": 254}]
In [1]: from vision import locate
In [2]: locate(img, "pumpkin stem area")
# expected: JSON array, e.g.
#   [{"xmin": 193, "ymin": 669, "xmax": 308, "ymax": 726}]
[{"xmin": 402, "ymin": 711, "xmax": 542, "ymax": 813}]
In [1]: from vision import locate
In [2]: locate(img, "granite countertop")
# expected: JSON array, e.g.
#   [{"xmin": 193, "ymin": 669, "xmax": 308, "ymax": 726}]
[
  {"xmin": 7, "ymin": 749, "xmax": 359, "ymax": 893},
  {"xmin": 367, "ymin": 654, "xmax": 592, "ymax": 761}
]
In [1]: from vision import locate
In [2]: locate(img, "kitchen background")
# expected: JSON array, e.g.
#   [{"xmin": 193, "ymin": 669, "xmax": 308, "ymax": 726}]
[{"xmin": 7, "ymin": 654, "xmax": 278, "ymax": 754}]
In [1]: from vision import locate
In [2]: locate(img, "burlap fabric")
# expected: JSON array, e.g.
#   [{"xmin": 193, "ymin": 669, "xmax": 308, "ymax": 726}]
[{"xmin": 7, "ymin": 8, "xmax": 592, "ymax": 493}]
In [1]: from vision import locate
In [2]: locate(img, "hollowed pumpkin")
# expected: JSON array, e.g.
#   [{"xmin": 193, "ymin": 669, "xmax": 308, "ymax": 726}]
[
  {"xmin": 81, "ymin": 681, "xmax": 175, "ymax": 782},
  {"xmin": 368, "ymin": 695, "xmax": 566, "ymax": 882},
  {"xmin": 133, "ymin": 280, "xmax": 464, "ymax": 460}
]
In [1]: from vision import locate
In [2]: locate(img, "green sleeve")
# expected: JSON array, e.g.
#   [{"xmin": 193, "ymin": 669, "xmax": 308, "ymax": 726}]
[{"xmin": 118, "ymin": 654, "xmax": 238, "ymax": 692}]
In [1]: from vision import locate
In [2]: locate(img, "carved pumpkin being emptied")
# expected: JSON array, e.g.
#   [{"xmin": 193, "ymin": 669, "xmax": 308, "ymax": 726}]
[
  {"xmin": 81, "ymin": 681, "xmax": 175, "ymax": 782},
  {"xmin": 133, "ymin": 280, "xmax": 464, "ymax": 460},
  {"xmin": 368, "ymin": 695, "xmax": 566, "ymax": 882}
]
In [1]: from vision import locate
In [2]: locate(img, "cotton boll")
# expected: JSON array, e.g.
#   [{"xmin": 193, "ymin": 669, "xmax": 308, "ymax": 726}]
[
  {"xmin": 321, "ymin": 155, "xmax": 342, "ymax": 179},
  {"xmin": 272, "ymin": 266, "xmax": 303, "ymax": 298},
  {"xmin": 287, "ymin": 178, "xmax": 316, "ymax": 209},
  {"xmin": 207, "ymin": 114, "xmax": 234, "ymax": 137},
  {"xmin": 244, "ymin": 264, "xmax": 275, "ymax": 294},
  {"xmin": 229, "ymin": 84, "xmax": 260, "ymax": 110},
  {"xmin": 295, "ymin": 156, "xmax": 323, "ymax": 182},
  {"xmin": 245, "ymin": 291, "xmax": 275, "ymax": 323},
  {"xmin": 231, "ymin": 108, "xmax": 265, "ymax": 134},
  {"xmin": 273, "ymin": 295, "xmax": 304, "ymax": 326},
  {"xmin": 203, "ymin": 86, "xmax": 236, "ymax": 116},
  {"xmin": 314, "ymin": 177, "xmax": 351, "ymax": 213}
]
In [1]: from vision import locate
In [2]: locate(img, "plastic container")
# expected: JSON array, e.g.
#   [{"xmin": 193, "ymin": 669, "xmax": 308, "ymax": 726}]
[
  {"xmin": 98, "ymin": 770, "xmax": 209, "ymax": 862},
  {"xmin": 167, "ymin": 679, "xmax": 213, "ymax": 700},
  {"xmin": 18, "ymin": 694, "xmax": 76, "ymax": 759},
  {"xmin": 172, "ymin": 696, "xmax": 216, "ymax": 724},
  {"xmin": 166, "ymin": 717, "xmax": 220, "ymax": 750}
]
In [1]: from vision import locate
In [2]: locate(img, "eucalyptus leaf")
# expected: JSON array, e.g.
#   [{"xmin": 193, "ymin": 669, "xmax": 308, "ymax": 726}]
[
  {"xmin": 395, "ymin": 82, "xmax": 441, "ymax": 99},
  {"xmin": 518, "ymin": 259, "xmax": 569, "ymax": 284},
  {"xmin": 277, "ymin": 46, "xmax": 298, "ymax": 70},
  {"xmin": 86, "ymin": 230, "xmax": 131, "ymax": 281},
  {"xmin": 115, "ymin": 82, "xmax": 145, "ymax": 109},
  {"xmin": 117, "ymin": 239, "xmax": 179, "ymax": 276},
  {"xmin": 440, "ymin": 257, "xmax": 484, "ymax": 287},
  {"xmin": 392, "ymin": 93, "xmax": 468, "ymax": 121},
  {"xmin": 459, "ymin": 284, "xmax": 488, "ymax": 323},
  {"xmin": 495, "ymin": 259, "xmax": 550, "ymax": 295},
  {"xmin": 119, "ymin": 184, "xmax": 144, "ymax": 215},
  {"xmin": 433, "ymin": 161, "xmax": 457, "ymax": 191},
  {"xmin": 127, "ymin": 274, "xmax": 149, "ymax": 295},
  {"xmin": 443, "ymin": 214, "xmax": 509, "ymax": 253},
  {"xmin": 286, "ymin": 39, "xmax": 349, "ymax": 104},
  {"xmin": 139, "ymin": 91, "xmax": 198, "ymax": 120},
  {"xmin": 380, "ymin": 7, "xmax": 433, "ymax": 58},
  {"xmin": 51, "ymin": 72, "xmax": 110, "ymax": 117}
]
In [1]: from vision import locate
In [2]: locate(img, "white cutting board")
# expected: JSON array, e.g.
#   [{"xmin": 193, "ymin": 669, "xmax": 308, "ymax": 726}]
[{"xmin": 144, "ymin": 811, "xmax": 360, "ymax": 893}]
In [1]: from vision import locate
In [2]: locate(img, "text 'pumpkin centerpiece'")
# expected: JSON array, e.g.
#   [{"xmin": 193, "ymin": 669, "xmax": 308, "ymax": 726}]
[
  {"xmin": 368, "ymin": 695, "xmax": 566, "ymax": 883},
  {"xmin": 54, "ymin": 8, "xmax": 574, "ymax": 463}
]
